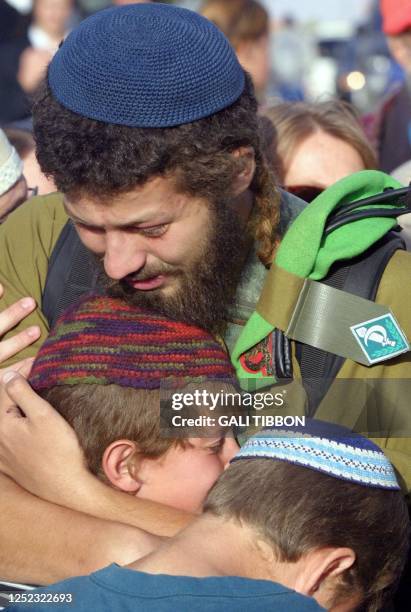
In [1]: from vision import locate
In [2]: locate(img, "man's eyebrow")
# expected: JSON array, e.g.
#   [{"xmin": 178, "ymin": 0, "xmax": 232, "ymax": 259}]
[
  {"xmin": 63, "ymin": 201, "xmax": 161, "ymax": 228},
  {"xmin": 63, "ymin": 203, "xmax": 95, "ymax": 226}
]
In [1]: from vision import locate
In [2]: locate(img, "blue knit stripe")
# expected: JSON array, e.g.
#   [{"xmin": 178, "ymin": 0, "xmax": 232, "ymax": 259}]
[
  {"xmin": 234, "ymin": 435, "xmax": 400, "ymax": 490},
  {"xmin": 244, "ymin": 436, "xmax": 388, "ymax": 469}
]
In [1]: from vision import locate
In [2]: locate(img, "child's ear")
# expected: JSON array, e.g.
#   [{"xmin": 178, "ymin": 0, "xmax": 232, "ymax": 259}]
[
  {"xmin": 102, "ymin": 440, "xmax": 141, "ymax": 493},
  {"xmin": 294, "ymin": 547, "xmax": 356, "ymax": 608}
]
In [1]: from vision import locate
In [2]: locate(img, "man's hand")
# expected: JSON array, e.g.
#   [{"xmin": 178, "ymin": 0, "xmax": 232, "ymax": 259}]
[
  {"xmin": 0, "ymin": 372, "xmax": 97, "ymax": 506},
  {"xmin": 0, "ymin": 284, "xmax": 41, "ymax": 368},
  {"xmin": 0, "ymin": 372, "xmax": 193, "ymax": 536}
]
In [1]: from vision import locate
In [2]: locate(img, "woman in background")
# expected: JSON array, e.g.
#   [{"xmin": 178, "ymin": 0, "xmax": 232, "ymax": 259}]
[{"xmin": 263, "ymin": 100, "xmax": 378, "ymax": 202}]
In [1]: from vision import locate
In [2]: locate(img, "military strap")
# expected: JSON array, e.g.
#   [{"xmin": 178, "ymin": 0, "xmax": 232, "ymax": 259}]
[
  {"xmin": 42, "ymin": 221, "xmax": 101, "ymax": 329},
  {"xmin": 256, "ymin": 232, "xmax": 409, "ymax": 367}
]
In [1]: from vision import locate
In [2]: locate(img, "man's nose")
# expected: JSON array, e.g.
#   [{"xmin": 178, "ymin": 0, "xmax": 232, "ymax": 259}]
[
  {"xmin": 221, "ymin": 436, "xmax": 240, "ymax": 468},
  {"xmin": 104, "ymin": 233, "xmax": 147, "ymax": 280}
]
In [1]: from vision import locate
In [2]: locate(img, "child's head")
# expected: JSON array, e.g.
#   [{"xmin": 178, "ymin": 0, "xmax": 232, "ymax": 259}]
[
  {"xmin": 204, "ymin": 420, "xmax": 409, "ymax": 611},
  {"xmin": 29, "ymin": 295, "xmax": 239, "ymax": 512}
]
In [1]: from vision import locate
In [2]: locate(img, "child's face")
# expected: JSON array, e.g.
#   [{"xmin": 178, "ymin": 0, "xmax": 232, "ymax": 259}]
[{"xmin": 136, "ymin": 435, "xmax": 239, "ymax": 512}]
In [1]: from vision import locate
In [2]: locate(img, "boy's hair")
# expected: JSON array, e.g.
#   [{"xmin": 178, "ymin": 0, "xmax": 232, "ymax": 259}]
[
  {"xmin": 40, "ymin": 385, "xmax": 169, "ymax": 482},
  {"xmin": 205, "ymin": 458, "xmax": 409, "ymax": 611},
  {"xmin": 40, "ymin": 380, "xmax": 237, "ymax": 483}
]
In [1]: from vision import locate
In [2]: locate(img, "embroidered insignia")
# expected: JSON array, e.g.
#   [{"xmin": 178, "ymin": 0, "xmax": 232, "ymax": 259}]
[
  {"xmin": 351, "ymin": 313, "xmax": 409, "ymax": 364},
  {"xmin": 240, "ymin": 335, "xmax": 274, "ymax": 376}
]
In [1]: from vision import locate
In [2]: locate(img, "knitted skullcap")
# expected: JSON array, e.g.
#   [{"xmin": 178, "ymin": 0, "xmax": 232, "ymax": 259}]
[
  {"xmin": 232, "ymin": 419, "xmax": 400, "ymax": 490},
  {"xmin": 0, "ymin": 129, "xmax": 23, "ymax": 197},
  {"xmin": 29, "ymin": 294, "xmax": 235, "ymax": 391},
  {"xmin": 48, "ymin": 4, "xmax": 245, "ymax": 127}
]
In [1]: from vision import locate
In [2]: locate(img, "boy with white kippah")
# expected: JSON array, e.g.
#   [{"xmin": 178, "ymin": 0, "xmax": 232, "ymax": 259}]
[
  {"xmin": 8, "ymin": 420, "xmax": 409, "ymax": 612},
  {"xmin": 0, "ymin": 129, "xmax": 27, "ymax": 223}
]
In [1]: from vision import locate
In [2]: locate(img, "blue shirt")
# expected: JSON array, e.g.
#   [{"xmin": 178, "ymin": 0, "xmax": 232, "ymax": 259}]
[{"xmin": 7, "ymin": 564, "xmax": 324, "ymax": 611}]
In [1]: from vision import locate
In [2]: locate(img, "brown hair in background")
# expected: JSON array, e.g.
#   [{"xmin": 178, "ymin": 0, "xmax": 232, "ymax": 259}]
[
  {"xmin": 263, "ymin": 100, "xmax": 378, "ymax": 184},
  {"xmin": 200, "ymin": 0, "xmax": 269, "ymax": 49}
]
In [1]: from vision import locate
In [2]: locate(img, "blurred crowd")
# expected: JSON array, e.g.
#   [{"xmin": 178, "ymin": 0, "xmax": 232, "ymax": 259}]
[{"xmin": 2, "ymin": 0, "xmax": 411, "ymax": 216}]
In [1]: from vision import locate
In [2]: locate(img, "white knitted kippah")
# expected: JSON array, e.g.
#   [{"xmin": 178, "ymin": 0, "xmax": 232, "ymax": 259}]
[
  {"xmin": 232, "ymin": 419, "xmax": 400, "ymax": 490},
  {"xmin": 0, "ymin": 129, "xmax": 23, "ymax": 197}
]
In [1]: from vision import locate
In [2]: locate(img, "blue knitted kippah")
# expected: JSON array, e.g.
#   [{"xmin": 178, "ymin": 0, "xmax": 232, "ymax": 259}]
[
  {"xmin": 48, "ymin": 4, "xmax": 245, "ymax": 127},
  {"xmin": 232, "ymin": 419, "xmax": 400, "ymax": 490}
]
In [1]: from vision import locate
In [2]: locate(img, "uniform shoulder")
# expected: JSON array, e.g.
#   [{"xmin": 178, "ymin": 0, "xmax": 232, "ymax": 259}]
[
  {"xmin": 22, "ymin": 191, "xmax": 65, "ymax": 219},
  {"xmin": 377, "ymin": 249, "xmax": 411, "ymax": 339},
  {"xmin": 0, "ymin": 191, "xmax": 67, "ymax": 244}
]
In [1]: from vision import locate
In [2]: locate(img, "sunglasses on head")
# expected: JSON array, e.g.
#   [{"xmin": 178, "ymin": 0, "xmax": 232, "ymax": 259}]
[{"xmin": 285, "ymin": 185, "xmax": 324, "ymax": 203}]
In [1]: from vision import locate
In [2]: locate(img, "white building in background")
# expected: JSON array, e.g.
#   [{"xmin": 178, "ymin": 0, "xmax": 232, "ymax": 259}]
[{"xmin": 261, "ymin": 0, "xmax": 372, "ymax": 25}]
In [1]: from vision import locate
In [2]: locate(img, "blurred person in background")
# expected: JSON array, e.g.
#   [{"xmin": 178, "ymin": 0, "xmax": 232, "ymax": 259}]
[
  {"xmin": 113, "ymin": 0, "xmax": 150, "ymax": 4},
  {"xmin": 263, "ymin": 100, "xmax": 378, "ymax": 202},
  {"xmin": 4, "ymin": 127, "xmax": 55, "ymax": 194},
  {"xmin": 0, "ymin": 128, "xmax": 27, "ymax": 222},
  {"xmin": 0, "ymin": 0, "xmax": 29, "ymax": 45},
  {"xmin": 269, "ymin": 15, "xmax": 317, "ymax": 102},
  {"xmin": 200, "ymin": 0, "xmax": 270, "ymax": 102},
  {"xmin": 0, "ymin": 0, "xmax": 73, "ymax": 124},
  {"xmin": 371, "ymin": 0, "xmax": 411, "ymax": 173}
]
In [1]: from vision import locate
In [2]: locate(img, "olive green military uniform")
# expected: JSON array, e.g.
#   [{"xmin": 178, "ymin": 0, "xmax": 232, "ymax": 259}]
[{"xmin": 0, "ymin": 193, "xmax": 410, "ymax": 493}]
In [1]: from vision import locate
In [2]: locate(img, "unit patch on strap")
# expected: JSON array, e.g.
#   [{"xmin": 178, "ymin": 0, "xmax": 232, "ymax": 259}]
[{"xmin": 351, "ymin": 314, "xmax": 410, "ymax": 365}]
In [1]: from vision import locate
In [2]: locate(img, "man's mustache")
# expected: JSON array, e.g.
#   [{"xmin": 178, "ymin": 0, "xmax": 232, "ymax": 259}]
[
  {"xmin": 92, "ymin": 254, "xmax": 179, "ymax": 284},
  {"xmin": 124, "ymin": 265, "xmax": 177, "ymax": 283}
]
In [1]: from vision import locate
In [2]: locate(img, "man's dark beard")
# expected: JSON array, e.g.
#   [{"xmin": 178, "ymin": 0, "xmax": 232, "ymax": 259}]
[{"xmin": 98, "ymin": 204, "xmax": 247, "ymax": 335}]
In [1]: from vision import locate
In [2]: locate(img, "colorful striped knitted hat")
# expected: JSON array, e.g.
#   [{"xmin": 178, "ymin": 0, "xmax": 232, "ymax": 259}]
[
  {"xmin": 232, "ymin": 419, "xmax": 400, "ymax": 490},
  {"xmin": 29, "ymin": 294, "xmax": 234, "ymax": 391}
]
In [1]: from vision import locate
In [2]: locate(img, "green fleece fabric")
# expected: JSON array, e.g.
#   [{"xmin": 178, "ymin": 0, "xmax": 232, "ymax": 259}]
[{"xmin": 232, "ymin": 170, "xmax": 403, "ymax": 380}]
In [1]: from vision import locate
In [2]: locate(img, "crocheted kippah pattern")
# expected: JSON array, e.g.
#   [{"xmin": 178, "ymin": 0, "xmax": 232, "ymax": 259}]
[
  {"xmin": 48, "ymin": 4, "xmax": 245, "ymax": 127},
  {"xmin": 232, "ymin": 419, "xmax": 400, "ymax": 490},
  {"xmin": 29, "ymin": 295, "xmax": 234, "ymax": 391},
  {"xmin": 0, "ymin": 129, "xmax": 23, "ymax": 196}
]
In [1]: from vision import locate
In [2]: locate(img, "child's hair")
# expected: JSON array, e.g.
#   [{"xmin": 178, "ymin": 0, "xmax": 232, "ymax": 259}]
[
  {"xmin": 205, "ymin": 454, "xmax": 409, "ymax": 611},
  {"xmin": 40, "ymin": 385, "xmax": 169, "ymax": 482},
  {"xmin": 30, "ymin": 294, "xmax": 236, "ymax": 481}
]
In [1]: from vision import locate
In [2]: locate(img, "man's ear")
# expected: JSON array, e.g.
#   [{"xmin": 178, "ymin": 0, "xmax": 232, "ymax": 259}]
[
  {"xmin": 231, "ymin": 146, "xmax": 256, "ymax": 196},
  {"xmin": 294, "ymin": 547, "xmax": 356, "ymax": 607},
  {"xmin": 102, "ymin": 440, "xmax": 141, "ymax": 493}
]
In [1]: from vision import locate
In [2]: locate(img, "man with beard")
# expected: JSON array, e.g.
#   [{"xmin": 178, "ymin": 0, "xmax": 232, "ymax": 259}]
[
  {"xmin": 0, "ymin": 3, "xmax": 305, "ymax": 586},
  {"xmin": 0, "ymin": 4, "xmax": 291, "ymax": 350},
  {"xmin": 0, "ymin": 2, "xmax": 410, "ymax": 593}
]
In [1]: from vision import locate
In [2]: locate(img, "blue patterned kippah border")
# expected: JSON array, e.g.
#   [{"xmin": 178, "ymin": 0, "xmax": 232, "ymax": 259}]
[{"xmin": 232, "ymin": 421, "xmax": 400, "ymax": 490}]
